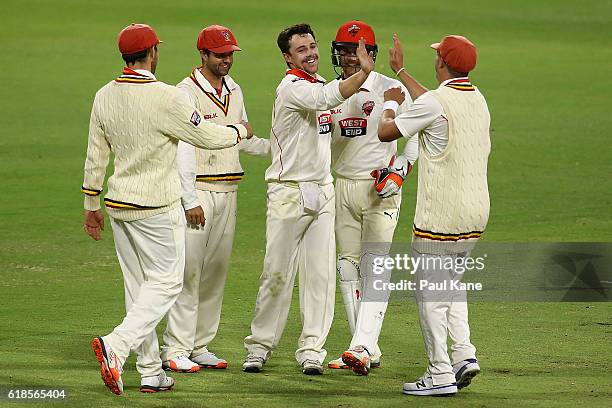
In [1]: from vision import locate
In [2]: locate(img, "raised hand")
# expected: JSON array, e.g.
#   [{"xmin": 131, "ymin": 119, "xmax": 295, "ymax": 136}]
[
  {"xmin": 389, "ymin": 34, "xmax": 404, "ymax": 74},
  {"xmin": 356, "ymin": 37, "xmax": 375, "ymax": 75}
]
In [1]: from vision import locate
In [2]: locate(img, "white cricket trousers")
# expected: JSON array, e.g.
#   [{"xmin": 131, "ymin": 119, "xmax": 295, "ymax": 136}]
[
  {"xmin": 244, "ymin": 182, "xmax": 336, "ymax": 365},
  {"xmin": 335, "ymin": 178, "xmax": 401, "ymax": 359},
  {"xmin": 413, "ymin": 250, "xmax": 477, "ymax": 385},
  {"xmin": 103, "ymin": 206, "xmax": 185, "ymax": 378},
  {"xmin": 162, "ymin": 190, "xmax": 236, "ymax": 361}
]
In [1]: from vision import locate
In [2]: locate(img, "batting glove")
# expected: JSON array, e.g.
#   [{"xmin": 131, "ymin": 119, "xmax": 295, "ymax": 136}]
[{"xmin": 370, "ymin": 155, "xmax": 412, "ymax": 198}]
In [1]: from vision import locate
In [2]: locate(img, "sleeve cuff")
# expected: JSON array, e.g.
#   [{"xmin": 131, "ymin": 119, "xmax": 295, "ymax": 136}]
[
  {"xmin": 332, "ymin": 79, "xmax": 346, "ymax": 102},
  {"xmin": 227, "ymin": 124, "xmax": 247, "ymax": 142},
  {"xmin": 181, "ymin": 192, "xmax": 199, "ymax": 211},
  {"xmin": 84, "ymin": 195, "xmax": 101, "ymax": 211}
]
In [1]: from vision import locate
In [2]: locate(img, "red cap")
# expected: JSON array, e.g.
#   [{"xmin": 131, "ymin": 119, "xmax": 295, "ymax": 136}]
[
  {"xmin": 334, "ymin": 20, "xmax": 376, "ymax": 46},
  {"xmin": 117, "ymin": 23, "xmax": 161, "ymax": 55},
  {"xmin": 431, "ymin": 35, "xmax": 477, "ymax": 73},
  {"xmin": 197, "ymin": 25, "xmax": 241, "ymax": 53}
]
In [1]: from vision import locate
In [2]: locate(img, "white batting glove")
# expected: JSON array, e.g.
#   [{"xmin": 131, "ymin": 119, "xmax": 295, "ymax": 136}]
[{"xmin": 370, "ymin": 155, "xmax": 412, "ymax": 198}]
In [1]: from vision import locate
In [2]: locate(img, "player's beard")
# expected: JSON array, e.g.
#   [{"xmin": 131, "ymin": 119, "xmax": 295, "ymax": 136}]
[{"xmin": 210, "ymin": 61, "xmax": 231, "ymax": 77}]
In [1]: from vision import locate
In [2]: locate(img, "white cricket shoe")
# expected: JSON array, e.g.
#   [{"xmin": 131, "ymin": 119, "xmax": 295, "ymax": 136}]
[
  {"xmin": 327, "ymin": 356, "xmax": 349, "ymax": 369},
  {"xmin": 162, "ymin": 355, "xmax": 201, "ymax": 373},
  {"xmin": 91, "ymin": 336, "xmax": 124, "ymax": 395},
  {"xmin": 140, "ymin": 371, "xmax": 175, "ymax": 393},
  {"xmin": 302, "ymin": 359, "xmax": 323, "ymax": 375},
  {"xmin": 403, "ymin": 372, "xmax": 457, "ymax": 397},
  {"xmin": 452, "ymin": 358, "xmax": 480, "ymax": 389},
  {"xmin": 191, "ymin": 351, "xmax": 228, "ymax": 369},
  {"xmin": 341, "ymin": 346, "xmax": 371, "ymax": 376},
  {"xmin": 242, "ymin": 354, "xmax": 265, "ymax": 373}
]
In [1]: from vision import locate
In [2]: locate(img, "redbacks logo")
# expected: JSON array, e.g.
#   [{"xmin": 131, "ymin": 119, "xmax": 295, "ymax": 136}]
[
  {"xmin": 362, "ymin": 100, "xmax": 375, "ymax": 117},
  {"xmin": 222, "ymin": 31, "xmax": 231, "ymax": 41},
  {"xmin": 339, "ymin": 117, "xmax": 367, "ymax": 137},
  {"xmin": 190, "ymin": 111, "xmax": 201, "ymax": 126},
  {"xmin": 348, "ymin": 24, "xmax": 360, "ymax": 37},
  {"xmin": 318, "ymin": 113, "xmax": 332, "ymax": 135}
]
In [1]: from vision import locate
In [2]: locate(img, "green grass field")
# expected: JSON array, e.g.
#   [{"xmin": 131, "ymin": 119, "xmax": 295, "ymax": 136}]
[{"xmin": 1, "ymin": 0, "xmax": 611, "ymax": 407}]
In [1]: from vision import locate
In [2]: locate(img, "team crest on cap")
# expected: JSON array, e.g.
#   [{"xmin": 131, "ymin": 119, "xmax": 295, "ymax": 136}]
[
  {"xmin": 362, "ymin": 100, "xmax": 375, "ymax": 117},
  {"xmin": 222, "ymin": 31, "xmax": 231, "ymax": 41},
  {"xmin": 348, "ymin": 24, "xmax": 360, "ymax": 37}
]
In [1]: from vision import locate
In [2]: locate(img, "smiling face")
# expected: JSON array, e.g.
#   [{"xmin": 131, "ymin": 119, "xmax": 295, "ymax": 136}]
[
  {"xmin": 283, "ymin": 33, "xmax": 319, "ymax": 75},
  {"xmin": 202, "ymin": 50, "xmax": 234, "ymax": 78}
]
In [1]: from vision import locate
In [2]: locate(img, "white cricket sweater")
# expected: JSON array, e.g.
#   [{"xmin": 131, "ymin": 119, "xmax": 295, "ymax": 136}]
[
  {"xmin": 412, "ymin": 81, "xmax": 491, "ymax": 254},
  {"xmin": 82, "ymin": 68, "xmax": 246, "ymax": 221}
]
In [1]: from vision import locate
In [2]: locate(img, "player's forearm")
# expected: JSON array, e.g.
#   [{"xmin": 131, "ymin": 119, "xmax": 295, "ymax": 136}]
[
  {"xmin": 239, "ymin": 135, "xmax": 271, "ymax": 157},
  {"xmin": 396, "ymin": 70, "xmax": 428, "ymax": 101},
  {"xmin": 167, "ymin": 97, "xmax": 245, "ymax": 149},
  {"xmin": 82, "ymin": 118, "xmax": 110, "ymax": 211},
  {"xmin": 402, "ymin": 133, "xmax": 419, "ymax": 164},
  {"xmin": 378, "ymin": 110, "xmax": 403, "ymax": 142},
  {"xmin": 176, "ymin": 141, "xmax": 199, "ymax": 210},
  {"xmin": 338, "ymin": 69, "xmax": 369, "ymax": 99}
]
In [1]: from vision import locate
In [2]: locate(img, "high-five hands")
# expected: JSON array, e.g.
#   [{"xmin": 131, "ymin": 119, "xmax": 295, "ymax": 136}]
[
  {"xmin": 356, "ymin": 37, "xmax": 375, "ymax": 75},
  {"xmin": 389, "ymin": 34, "xmax": 404, "ymax": 75}
]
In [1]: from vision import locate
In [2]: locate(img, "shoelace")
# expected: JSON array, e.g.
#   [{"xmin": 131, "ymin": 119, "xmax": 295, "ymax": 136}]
[
  {"xmin": 303, "ymin": 359, "xmax": 320, "ymax": 367},
  {"xmin": 246, "ymin": 356, "xmax": 264, "ymax": 363}
]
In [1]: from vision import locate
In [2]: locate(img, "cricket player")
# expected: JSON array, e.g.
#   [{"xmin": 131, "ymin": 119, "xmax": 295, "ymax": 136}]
[
  {"xmin": 83, "ymin": 23, "xmax": 250, "ymax": 395},
  {"xmin": 242, "ymin": 23, "xmax": 375, "ymax": 375},
  {"xmin": 161, "ymin": 25, "xmax": 270, "ymax": 373},
  {"xmin": 325, "ymin": 20, "xmax": 419, "ymax": 376},
  {"xmin": 378, "ymin": 34, "xmax": 490, "ymax": 396}
]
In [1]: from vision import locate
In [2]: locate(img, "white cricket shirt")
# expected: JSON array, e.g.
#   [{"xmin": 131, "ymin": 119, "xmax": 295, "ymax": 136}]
[
  {"xmin": 331, "ymin": 71, "xmax": 418, "ymax": 179},
  {"xmin": 265, "ymin": 69, "xmax": 345, "ymax": 185}
]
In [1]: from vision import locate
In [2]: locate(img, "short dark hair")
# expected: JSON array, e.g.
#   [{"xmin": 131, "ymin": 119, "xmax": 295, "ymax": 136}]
[
  {"xmin": 122, "ymin": 45, "xmax": 156, "ymax": 65},
  {"xmin": 277, "ymin": 23, "xmax": 315, "ymax": 54},
  {"xmin": 445, "ymin": 63, "xmax": 468, "ymax": 78}
]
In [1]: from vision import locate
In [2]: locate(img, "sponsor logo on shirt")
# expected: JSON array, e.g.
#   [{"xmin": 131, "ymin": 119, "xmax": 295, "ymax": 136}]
[
  {"xmin": 339, "ymin": 117, "xmax": 367, "ymax": 137},
  {"xmin": 190, "ymin": 111, "xmax": 202, "ymax": 126},
  {"xmin": 204, "ymin": 113, "xmax": 219, "ymax": 120},
  {"xmin": 362, "ymin": 100, "xmax": 375, "ymax": 117},
  {"xmin": 330, "ymin": 108, "xmax": 342, "ymax": 115},
  {"xmin": 318, "ymin": 113, "xmax": 332, "ymax": 135}
]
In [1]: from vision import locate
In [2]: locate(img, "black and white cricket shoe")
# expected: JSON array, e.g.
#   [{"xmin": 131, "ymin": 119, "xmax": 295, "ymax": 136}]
[
  {"xmin": 452, "ymin": 358, "xmax": 481, "ymax": 389},
  {"xmin": 402, "ymin": 372, "xmax": 457, "ymax": 397}
]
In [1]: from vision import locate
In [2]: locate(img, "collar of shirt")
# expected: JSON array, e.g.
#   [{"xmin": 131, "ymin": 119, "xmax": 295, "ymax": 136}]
[
  {"xmin": 132, "ymin": 68, "xmax": 156, "ymax": 80},
  {"xmin": 439, "ymin": 77, "xmax": 469, "ymax": 87},
  {"xmin": 193, "ymin": 68, "xmax": 236, "ymax": 97},
  {"xmin": 286, "ymin": 69, "xmax": 325, "ymax": 84}
]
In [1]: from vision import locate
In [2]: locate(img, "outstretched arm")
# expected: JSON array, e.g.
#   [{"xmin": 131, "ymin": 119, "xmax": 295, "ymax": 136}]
[{"xmin": 389, "ymin": 34, "xmax": 428, "ymax": 101}]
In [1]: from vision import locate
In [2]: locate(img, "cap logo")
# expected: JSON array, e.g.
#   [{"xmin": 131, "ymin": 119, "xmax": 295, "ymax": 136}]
[
  {"xmin": 348, "ymin": 24, "xmax": 360, "ymax": 37},
  {"xmin": 222, "ymin": 31, "xmax": 231, "ymax": 41}
]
